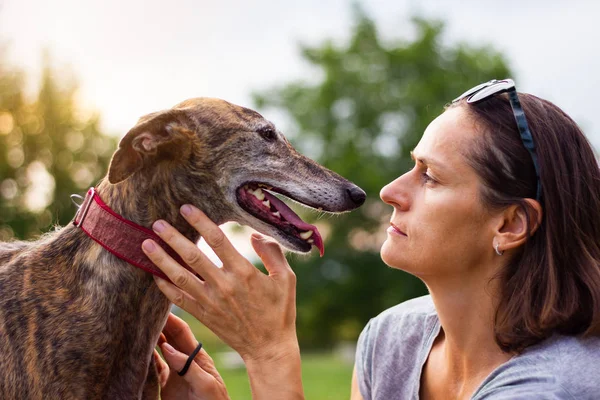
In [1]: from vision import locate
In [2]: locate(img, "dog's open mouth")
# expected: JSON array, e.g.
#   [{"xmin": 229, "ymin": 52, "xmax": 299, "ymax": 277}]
[{"xmin": 236, "ymin": 183, "xmax": 324, "ymax": 256}]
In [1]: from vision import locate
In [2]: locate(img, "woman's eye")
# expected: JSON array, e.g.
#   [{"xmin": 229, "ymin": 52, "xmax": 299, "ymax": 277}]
[{"xmin": 421, "ymin": 172, "xmax": 436, "ymax": 184}]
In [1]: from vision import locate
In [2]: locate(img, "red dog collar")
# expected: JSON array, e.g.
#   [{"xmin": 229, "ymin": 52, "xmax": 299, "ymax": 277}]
[{"xmin": 73, "ymin": 187, "xmax": 194, "ymax": 282}]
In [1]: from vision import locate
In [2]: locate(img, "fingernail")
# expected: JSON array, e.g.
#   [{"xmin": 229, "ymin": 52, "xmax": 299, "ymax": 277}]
[
  {"xmin": 180, "ymin": 204, "xmax": 192, "ymax": 216},
  {"xmin": 153, "ymin": 220, "xmax": 166, "ymax": 233},
  {"xmin": 162, "ymin": 342, "xmax": 176, "ymax": 354},
  {"xmin": 143, "ymin": 240, "xmax": 156, "ymax": 252}
]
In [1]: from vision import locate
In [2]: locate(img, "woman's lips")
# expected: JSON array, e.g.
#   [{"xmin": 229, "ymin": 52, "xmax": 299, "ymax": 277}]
[{"xmin": 388, "ymin": 223, "xmax": 407, "ymax": 236}]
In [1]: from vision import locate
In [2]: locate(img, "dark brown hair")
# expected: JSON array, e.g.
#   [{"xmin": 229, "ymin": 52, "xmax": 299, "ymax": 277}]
[{"xmin": 451, "ymin": 93, "xmax": 600, "ymax": 353}]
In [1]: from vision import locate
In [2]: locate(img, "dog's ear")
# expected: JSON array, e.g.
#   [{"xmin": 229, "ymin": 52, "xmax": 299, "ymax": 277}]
[{"xmin": 108, "ymin": 110, "xmax": 194, "ymax": 184}]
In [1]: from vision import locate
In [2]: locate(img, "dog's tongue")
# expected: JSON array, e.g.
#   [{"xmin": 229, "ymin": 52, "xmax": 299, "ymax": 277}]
[{"xmin": 262, "ymin": 190, "xmax": 324, "ymax": 256}]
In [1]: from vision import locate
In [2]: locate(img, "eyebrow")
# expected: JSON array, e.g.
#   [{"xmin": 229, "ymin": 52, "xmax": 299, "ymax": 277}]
[{"xmin": 410, "ymin": 151, "xmax": 445, "ymax": 169}]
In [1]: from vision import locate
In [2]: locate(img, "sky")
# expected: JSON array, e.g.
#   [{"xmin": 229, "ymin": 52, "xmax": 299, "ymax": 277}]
[{"xmin": 1, "ymin": 0, "xmax": 599, "ymax": 151}]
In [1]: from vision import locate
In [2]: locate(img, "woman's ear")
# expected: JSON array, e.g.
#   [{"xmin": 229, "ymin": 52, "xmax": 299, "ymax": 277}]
[
  {"xmin": 495, "ymin": 199, "xmax": 543, "ymax": 252},
  {"xmin": 108, "ymin": 110, "xmax": 194, "ymax": 184}
]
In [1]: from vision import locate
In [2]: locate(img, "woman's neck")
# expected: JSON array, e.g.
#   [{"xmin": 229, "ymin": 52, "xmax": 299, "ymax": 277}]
[{"xmin": 423, "ymin": 271, "xmax": 514, "ymax": 390}]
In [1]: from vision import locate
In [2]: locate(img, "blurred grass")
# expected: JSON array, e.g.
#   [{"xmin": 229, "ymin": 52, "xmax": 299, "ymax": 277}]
[
  {"xmin": 178, "ymin": 311, "xmax": 354, "ymax": 399},
  {"xmin": 219, "ymin": 353, "xmax": 353, "ymax": 399}
]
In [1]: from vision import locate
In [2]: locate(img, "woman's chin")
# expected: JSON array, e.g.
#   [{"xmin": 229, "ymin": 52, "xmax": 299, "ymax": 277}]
[
  {"xmin": 380, "ymin": 239, "xmax": 405, "ymax": 270},
  {"xmin": 380, "ymin": 238, "xmax": 422, "ymax": 275}
]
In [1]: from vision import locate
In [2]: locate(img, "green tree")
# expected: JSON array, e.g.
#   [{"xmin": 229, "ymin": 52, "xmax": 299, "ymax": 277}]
[
  {"xmin": 0, "ymin": 52, "xmax": 117, "ymax": 240},
  {"xmin": 254, "ymin": 8, "xmax": 512, "ymax": 347}
]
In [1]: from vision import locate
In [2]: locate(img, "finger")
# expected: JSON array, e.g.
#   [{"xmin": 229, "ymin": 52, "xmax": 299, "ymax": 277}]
[
  {"xmin": 193, "ymin": 348, "xmax": 222, "ymax": 379},
  {"xmin": 162, "ymin": 315, "xmax": 219, "ymax": 377},
  {"xmin": 154, "ymin": 276, "xmax": 207, "ymax": 322},
  {"xmin": 250, "ymin": 233, "xmax": 292, "ymax": 279},
  {"xmin": 162, "ymin": 316, "xmax": 218, "ymax": 373},
  {"xmin": 180, "ymin": 205, "xmax": 242, "ymax": 268},
  {"xmin": 143, "ymin": 239, "xmax": 207, "ymax": 297},
  {"xmin": 150, "ymin": 220, "xmax": 219, "ymax": 281},
  {"xmin": 162, "ymin": 313, "xmax": 201, "ymax": 355},
  {"xmin": 160, "ymin": 342, "xmax": 218, "ymax": 391},
  {"xmin": 153, "ymin": 349, "xmax": 170, "ymax": 388},
  {"xmin": 157, "ymin": 332, "xmax": 167, "ymax": 347}
]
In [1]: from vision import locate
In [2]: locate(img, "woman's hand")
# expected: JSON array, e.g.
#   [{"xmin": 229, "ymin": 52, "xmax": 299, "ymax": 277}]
[
  {"xmin": 142, "ymin": 204, "xmax": 304, "ymax": 399},
  {"xmin": 154, "ymin": 313, "xmax": 230, "ymax": 400}
]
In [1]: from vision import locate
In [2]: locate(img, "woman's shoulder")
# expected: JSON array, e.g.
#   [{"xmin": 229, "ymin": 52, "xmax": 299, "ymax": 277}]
[
  {"xmin": 474, "ymin": 334, "xmax": 600, "ymax": 399},
  {"xmin": 531, "ymin": 335, "xmax": 600, "ymax": 397},
  {"xmin": 355, "ymin": 295, "xmax": 439, "ymax": 400},
  {"xmin": 370, "ymin": 294, "xmax": 437, "ymax": 328},
  {"xmin": 361, "ymin": 295, "xmax": 438, "ymax": 344},
  {"xmin": 357, "ymin": 294, "xmax": 439, "ymax": 365}
]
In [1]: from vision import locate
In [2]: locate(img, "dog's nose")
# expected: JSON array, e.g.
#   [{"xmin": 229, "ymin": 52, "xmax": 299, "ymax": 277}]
[{"xmin": 347, "ymin": 186, "xmax": 366, "ymax": 206}]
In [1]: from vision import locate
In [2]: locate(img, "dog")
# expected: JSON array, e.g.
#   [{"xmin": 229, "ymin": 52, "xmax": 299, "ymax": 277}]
[{"xmin": 0, "ymin": 98, "xmax": 366, "ymax": 399}]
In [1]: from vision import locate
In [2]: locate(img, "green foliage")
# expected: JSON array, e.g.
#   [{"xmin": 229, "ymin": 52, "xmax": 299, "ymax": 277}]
[
  {"xmin": 0, "ymin": 51, "xmax": 117, "ymax": 239},
  {"xmin": 253, "ymin": 7, "xmax": 512, "ymax": 347}
]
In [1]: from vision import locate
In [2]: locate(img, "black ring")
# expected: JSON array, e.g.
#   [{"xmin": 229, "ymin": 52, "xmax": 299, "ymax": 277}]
[{"xmin": 177, "ymin": 341, "xmax": 203, "ymax": 376}]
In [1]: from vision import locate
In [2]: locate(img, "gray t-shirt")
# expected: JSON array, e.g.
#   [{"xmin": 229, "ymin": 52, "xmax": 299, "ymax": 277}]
[{"xmin": 356, "ymin": 295, "xmax": 600, "ymax": 399}]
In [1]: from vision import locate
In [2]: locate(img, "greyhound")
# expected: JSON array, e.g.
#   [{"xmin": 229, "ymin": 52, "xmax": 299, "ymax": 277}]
[{"xmin": 0, "ymin": 98, "xmax": 366, "ymax": 399}]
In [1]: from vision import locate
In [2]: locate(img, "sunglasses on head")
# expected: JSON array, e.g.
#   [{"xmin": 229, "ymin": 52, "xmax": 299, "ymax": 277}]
[{"xmin": 453, "ymin": 79, "xmax": 542, "ymax": 201}]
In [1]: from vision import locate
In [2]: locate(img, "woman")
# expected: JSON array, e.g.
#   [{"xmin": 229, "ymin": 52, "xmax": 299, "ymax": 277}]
[{"xmin": 142, "ymin": 79, "xmax": 600, "ymax": 399}]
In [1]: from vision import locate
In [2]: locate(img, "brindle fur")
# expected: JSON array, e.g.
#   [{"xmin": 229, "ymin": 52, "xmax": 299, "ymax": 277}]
[{"xmin": 0, "ymin": 98, "xmax": 365, "ymax": 399}]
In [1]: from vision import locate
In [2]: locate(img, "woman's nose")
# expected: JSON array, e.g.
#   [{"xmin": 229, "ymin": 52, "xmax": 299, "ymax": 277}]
[{"xmin": 380, "ymin": 174, "xmax": 411, "ymax": 211}]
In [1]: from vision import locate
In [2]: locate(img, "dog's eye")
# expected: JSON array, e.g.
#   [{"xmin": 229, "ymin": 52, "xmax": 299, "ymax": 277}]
[{"xmin": 257, "ymin": 126, "xmax": 277, "ymax": 141}]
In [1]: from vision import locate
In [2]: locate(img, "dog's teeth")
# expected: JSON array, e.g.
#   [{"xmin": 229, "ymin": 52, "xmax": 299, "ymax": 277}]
[
  {"xmin": 300, "ymin": 230, "xmax": 313, "ymax": 240},
  {"xmin": 252, "ymin": 188, "xmax": 265, "ymax": 201},
  {"xmin": 307, "ymin": 238, "xmax": 314, "ymax": 244},
  {"xmin": 262, "ymin": 200, "xmax": 270, "ymax": 208},
  {"xmin": 246, "ymin": 188, "xmax": 253, "ymax": 195},
  {"xmin": 272, "ymin": 211, "xmax": 281, "ymax": 218}
]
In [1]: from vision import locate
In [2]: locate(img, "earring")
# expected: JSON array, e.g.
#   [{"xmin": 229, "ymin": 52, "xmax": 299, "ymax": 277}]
[{"xmin": 495, "ymin": 242, "xmax": 504, "ymax": 256}]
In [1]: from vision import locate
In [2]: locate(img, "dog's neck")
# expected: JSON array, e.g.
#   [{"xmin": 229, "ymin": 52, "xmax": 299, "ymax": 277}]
[
  {"xmin": 69, "ymin": 172, "xmax": 224, "ymax": 287},
  {"xmin": 94, "ymin": 177, "xmax": 204, "ymax": 244}
]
